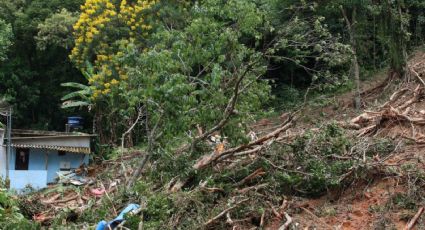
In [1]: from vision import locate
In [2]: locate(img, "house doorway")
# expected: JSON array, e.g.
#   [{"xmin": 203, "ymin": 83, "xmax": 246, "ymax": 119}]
[{"xmin": 15, "ymin": 148, "xmax": 29, "ymax": 170}]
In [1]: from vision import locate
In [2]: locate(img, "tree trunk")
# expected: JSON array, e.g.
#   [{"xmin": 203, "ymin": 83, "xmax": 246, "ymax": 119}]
[
  {"xmin": 126, "ymin": 153, "xmax": 150, "ymax": 189},
  {"xmin": 353, "ymin": 53, "xmax": 361, "ymax": 109},
  {"xmin": 341, "ymin": 6, "xmax": 361, "ymax": 110},
  {"xmin": 398, "ymin": 4, "xmax": 408, "ymax": 78},
  {"xmin": 126, "ymin": 103, "xmax": 161, "ymax": 190}
]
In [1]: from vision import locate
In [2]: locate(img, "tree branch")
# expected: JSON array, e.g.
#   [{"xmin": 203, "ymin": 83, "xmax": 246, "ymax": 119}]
[
  {"xmin": 203, "ymin": 198, "xmax": 249, "ymax": 227},
  {"xmin": 121, "ymin": 106, "xmax": 144, "ymax": 153},
  {"xmin": 126, "ymin": 103, "xmax": 163, "ymax": 189},
  {"xmin": 193, "ymin": 114, "xmax": 295, "ymax": 170},
  {"xmin": 189, "ymin": 61, "xmax": 258, "ymax": 152}
]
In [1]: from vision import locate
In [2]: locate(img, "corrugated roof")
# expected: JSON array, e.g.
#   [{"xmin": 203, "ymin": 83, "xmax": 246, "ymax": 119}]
[
  {"xmin": 10, "ymin": 135, "xmax": 95, "ymax": 140},
  {"xmin": 7, "ymin": 129, "xmax": 97, "ymax": 139},
  {"xmin": 10, "ymin": 144, "xmax": 91, "ymax": 154}
]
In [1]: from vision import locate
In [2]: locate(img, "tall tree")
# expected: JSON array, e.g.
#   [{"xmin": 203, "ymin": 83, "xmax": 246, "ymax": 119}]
[
  {"xmin": 340, "ymin": 3, "xmax": 362, "ymax": 109},
  {"xmin": 0, "ymin": 0, "xmax": 85, "ymax": 130},
  {"xmin": 377, "ymin": 0, "xmax": 410, "ymax": 77}
]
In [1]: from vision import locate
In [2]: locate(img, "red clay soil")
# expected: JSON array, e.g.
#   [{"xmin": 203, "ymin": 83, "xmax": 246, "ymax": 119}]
[
  {"xmin": 260, "ymin": 52, "xmax": 425, "ymax": 230},
  {"xmin": 288, "ymin": 178, "xmax": 407, "ymax": 229}
]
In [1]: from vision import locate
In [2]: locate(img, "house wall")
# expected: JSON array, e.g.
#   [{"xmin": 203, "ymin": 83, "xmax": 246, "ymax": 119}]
[
  {"xmin": 9, "ymin": 148, "xmax": 89, "ymax": 184},
  {"xmin": 3, "ymin": 144, "xmax": 49, "ymax": 189},
  {"xmin": 6, "ymin": 135, "xmax": 91, "ymax": 189},
  {"xmin": 8, "ymin": 170, "xmax": 47, "ymax": 190},
  {"xmin": 45, "ymin": 151, "xmax": 88, "ymax": 183},
  {"xmin": 0, "ymin": 129, "xmax": 5, "ymax": 179},
  {"xmin": 0, "ymin": 146, "xmax": 6, "ymax": 179}
]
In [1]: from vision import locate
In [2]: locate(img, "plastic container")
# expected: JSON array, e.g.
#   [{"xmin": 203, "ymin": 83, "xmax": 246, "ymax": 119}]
[{"xmin": 67, "ymin": 116, "xmax": 83, "ymax": 128}]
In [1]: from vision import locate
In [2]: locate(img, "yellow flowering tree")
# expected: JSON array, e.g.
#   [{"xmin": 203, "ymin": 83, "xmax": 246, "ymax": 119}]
[
  {"xmin": 66, "ymin": 0, "xmax": 160, "ymax": 143},
  {"xmin": 70, "ymin": 0, "xmax": 157, "ymax": 99}
]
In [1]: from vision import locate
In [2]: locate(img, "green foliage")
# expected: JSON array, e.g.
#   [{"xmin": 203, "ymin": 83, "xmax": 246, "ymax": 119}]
[
  {"xmin": 66, "ymin": 0, "xmax": 353, "ymax": 146},
  {"xmin": 122, "ymin": 11, "xmax": 270, "ymax": 146},
  {"xmin": 285, "ymin": 123, "xmax": 352, "ymax": 195},
  {"xmin": 389, "ymin": 193, "xmax": 416, "ymax": 210},
  {"xmin": 143, "ymin": 194, "xmax": 173, "ymax": 229},
  {"xmin": 35, "ymin": 8, "xmax": 78, "ymax": 51},
  {"xmin": 0, "ymin": 188, "xmax": 39, "ymax": 230},
  {"xmin": 0, "ymin": 0, "xmax": 423, "ymax": 133},
  {"xmin": 0, "ymin": 0, "xmax": 86, "ymax": 130},
  {"xmin": 255, "ymin": 124, "xmax": 395, "ymax": 196},
  {"xmin": 375, "ymin": 1, "xmax": 410, "ymax": 75},
  {"xmin": 269, "ymin": 85, "xmax": 303, "ymax": 111},
  {"xmin": 317, "ymin": 0, "xmax": 425, "ymax": 77},
  {"xmin": 0, "ymin": 18, "xmax": 12, "ymax": 61},
  {"xmin": 61, "ymin": 62, "xmax": 94, "ymax": 109}
]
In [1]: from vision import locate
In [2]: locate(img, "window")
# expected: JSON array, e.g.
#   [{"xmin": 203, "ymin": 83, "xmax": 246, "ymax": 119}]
[
  {"xmin": 58, "ymin": 151, "xmax": 66, "ymax": 156},
  {"xmin": 15, "ymin": 148, "xmax": 29, "ymax": 170},
  {"xmin": 59, "ymin": 161, "xmax": 71, "ymax": 170}
]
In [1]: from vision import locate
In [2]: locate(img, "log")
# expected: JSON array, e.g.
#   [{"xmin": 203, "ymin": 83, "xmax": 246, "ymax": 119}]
[
  {"xmin": 278, "ymin": 212, "xmax": 292, "ymax": 230},
  {"xmin": 235, "ymin": 168, "xmax": 265, "ymax": 187},
  {"xmin": 193, "ymin": 116, "xmax": 295, "ymax": 170},
  {"xmin": 404, "ymin": 207, "xmax": 424, "ymax": 230}
]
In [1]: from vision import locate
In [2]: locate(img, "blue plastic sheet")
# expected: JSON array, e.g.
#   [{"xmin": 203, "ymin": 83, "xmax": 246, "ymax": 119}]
[{"xmin": 95, "ymin": 203, "xmax": 141, "ymax": 230}]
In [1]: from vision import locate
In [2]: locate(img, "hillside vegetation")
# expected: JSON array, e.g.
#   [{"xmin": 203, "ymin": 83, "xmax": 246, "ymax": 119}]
[{"xmin": 1, "ymin": 0, "xmax": 425, "ymax": 229}]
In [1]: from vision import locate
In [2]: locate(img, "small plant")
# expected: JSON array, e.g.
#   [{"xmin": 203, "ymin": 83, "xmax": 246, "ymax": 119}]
[
  {"xmin": 389, "ymin": 193, "xmax": 416, "ymax": 210},
  {"xmin": 369, "ymin": 204, "xmax": 385, "ymax": 213},
  {"xmin": 281, "ymin": 123, "xmax": 353, "ymax": 195},
  {"xmin": 318, "ymin": 206, "xmax": 338, "ymax": 217},
  {"xmin": 143, "ymin": 194, "xmax": 174, "ymax": 229},
  {"xmin": 0, "ymin": 188, "xmax": 39, "ymax": 230}
]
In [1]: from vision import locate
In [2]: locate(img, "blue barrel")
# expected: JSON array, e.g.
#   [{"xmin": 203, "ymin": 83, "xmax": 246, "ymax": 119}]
[{"xmin": 67, "ymin": 116, "xmax": 83, "ymax": 128}]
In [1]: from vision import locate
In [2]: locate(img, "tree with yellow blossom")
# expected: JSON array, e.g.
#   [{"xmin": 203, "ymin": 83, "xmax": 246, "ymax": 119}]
[{"xmin": 70, "ymin": 0, "xmax": 158, "ymax": 100}]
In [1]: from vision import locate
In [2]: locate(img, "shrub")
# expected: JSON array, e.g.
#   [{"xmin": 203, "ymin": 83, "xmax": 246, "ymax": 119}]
[{"xmin": 0, "ymin": 188, "xmax": 39, "ymax": 230}]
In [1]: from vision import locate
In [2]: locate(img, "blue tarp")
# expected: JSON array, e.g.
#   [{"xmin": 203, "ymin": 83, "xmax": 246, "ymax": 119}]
[{"xmin": 95, "ymin": 203, "xmax": 140, "ymax": 230}]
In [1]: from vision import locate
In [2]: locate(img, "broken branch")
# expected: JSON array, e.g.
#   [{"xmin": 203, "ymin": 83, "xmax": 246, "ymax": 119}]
[
  {"xmin": 193, "ymin": 115, "xmax": 295, "ymax": 170},
  {"xmin": 278, "ymin": 212, "xmax": 293, "ymax": 230},
  {"xmin": 404, "ymin": 207, "xmax": 424, "ymax": 230},
  {"xmin": 190, "ymin": 62, "xmax": 257, "ymax": 152},
  {"xmin": 204, "ymin": 198, "xmax": 249, "ymax": 227}
]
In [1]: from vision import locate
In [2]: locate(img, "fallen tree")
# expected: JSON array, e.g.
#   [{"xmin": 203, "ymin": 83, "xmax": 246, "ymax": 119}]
[{"xmin": 193, "ymin": 114, "xmax": 297, "ymax": 170}]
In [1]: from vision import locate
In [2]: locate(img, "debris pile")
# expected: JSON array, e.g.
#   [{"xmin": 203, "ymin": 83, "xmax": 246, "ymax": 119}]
[
  {"xmin": 350, "ymin": 55, "xmax": 425, "ymax": 143},
  {"xmin": 20, "ymin": 151, "xmax": 143, "ymax": 226}
]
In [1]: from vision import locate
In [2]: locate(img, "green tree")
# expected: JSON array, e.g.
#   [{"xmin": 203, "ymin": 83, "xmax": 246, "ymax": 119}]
[
  {"xmin": 375, "ymin": 0, "xmax": 410, "ymax": 77},
  {"xmin": 0, "ymin": 0, "xmax": 85, "ymax": 130},
  {"xmin": 69, "ymin": 0, "xmax": 351, "ymax": 148},
  {"xmin": 35, "ymin": 8, "xmax": 78, "ymax": 51},
  {"xmin": 0, "ymin": 18, "xmax": 12, "ymax": 61}
]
